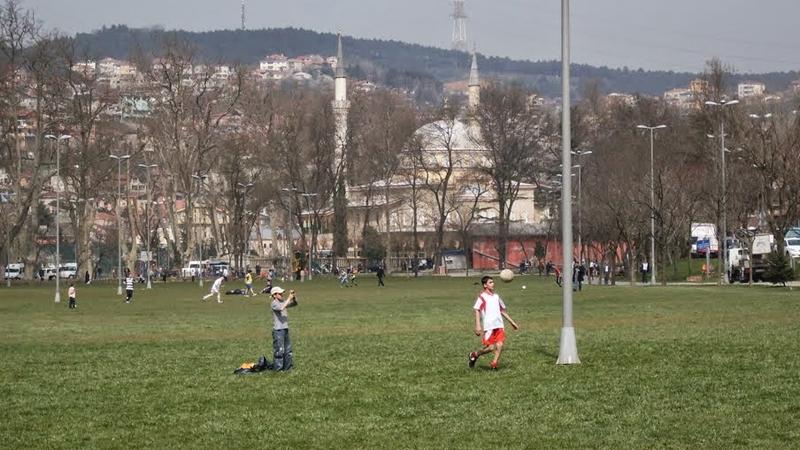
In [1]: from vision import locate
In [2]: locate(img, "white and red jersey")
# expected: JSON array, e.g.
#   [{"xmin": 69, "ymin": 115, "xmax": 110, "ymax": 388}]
[
  {"xmin": 211, "ymin": 277, "xmax": 224, "ymax": 293},
  {"xmin": 473, "ymin": 291, "xmax": 506, "ymax": 331}
]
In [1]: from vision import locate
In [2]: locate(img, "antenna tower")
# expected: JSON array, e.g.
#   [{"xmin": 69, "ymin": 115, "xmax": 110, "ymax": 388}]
[
  {"xmin": 241, "ymin": 0, "xmax": 246, "ymax": 30},
  {"xmin": 451, "ymin": 0, "xmax": 468, "ymax": 51}
]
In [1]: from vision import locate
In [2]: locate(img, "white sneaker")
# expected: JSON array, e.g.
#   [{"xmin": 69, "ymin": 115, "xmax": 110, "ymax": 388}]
[{"xmin": 217, "ymin": 300, "xmax": 223, "ymax": 304}]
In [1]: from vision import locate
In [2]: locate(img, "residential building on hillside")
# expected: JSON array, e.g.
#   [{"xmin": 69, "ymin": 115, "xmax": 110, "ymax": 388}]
[
  {"xmin": 690, "ymin": 78, "xmax": 708, "ymax": 95},
  {"xmin": 738, "ymin": 81, "xmax": 766, "ymax": 98},
  {"xmin": 664, "ymin": 88, "xmax": 694, "ymax": 109}
]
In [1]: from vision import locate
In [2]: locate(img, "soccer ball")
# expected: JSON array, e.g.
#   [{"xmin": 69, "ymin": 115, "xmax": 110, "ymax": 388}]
[
  {"xmin": 499, "ymin": 269, "xmax": 514, "ymax": 282},
  {"xmin": 522, "ymin": 285, "xmax": 527, "ymax": 290}
]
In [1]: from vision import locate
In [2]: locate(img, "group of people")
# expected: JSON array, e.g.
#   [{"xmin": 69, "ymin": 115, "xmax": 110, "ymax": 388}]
[{"xmin": 62, "ymin": 261, "xmax": 520, "ymax": 374}]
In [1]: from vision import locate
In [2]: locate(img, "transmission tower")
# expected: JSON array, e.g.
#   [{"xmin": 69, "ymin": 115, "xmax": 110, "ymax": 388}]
[
  {"xmin": 451, "ymin": 0, "xmax": 468, "ymax": 51},
  {"xmin": 241, "ymin": 0, "xmax": 246, "ymax": 30}
]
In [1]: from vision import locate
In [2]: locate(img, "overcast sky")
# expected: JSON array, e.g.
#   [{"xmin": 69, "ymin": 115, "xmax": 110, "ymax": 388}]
[{"xmin": 23, "ymin": 0, "xmax": 800, "ymax": 74}]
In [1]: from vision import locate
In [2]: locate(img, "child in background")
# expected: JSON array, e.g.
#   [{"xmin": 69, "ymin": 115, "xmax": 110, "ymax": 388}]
[{"xmin": 68, "ymin": 282, "xmax": 77, "ymax": 309}]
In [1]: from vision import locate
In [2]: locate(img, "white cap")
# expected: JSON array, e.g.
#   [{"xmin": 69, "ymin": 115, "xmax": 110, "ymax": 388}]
[{"xmin": 270, "ymin": 286, "xmax": 285, "ymax": 295}]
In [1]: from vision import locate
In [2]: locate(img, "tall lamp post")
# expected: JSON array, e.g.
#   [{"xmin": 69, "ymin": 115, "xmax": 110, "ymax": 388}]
[
  {"xmin": 569, "ymin": 149, "xmax": 592, "ymax": 264},
  {"xmin": 138, "ymin": 163, "xmax": 158, "ymax": 289},
  {"xmin": 301, "ymin": 192, "xmax": 319, "ymax": 281},
  {"xmin": 557, "ymin": 0, "xmax": 580, "ymax": 365},
  {"xmin": 45, "ymin": 134, "xmax": 71, "ymax": 303},
  {"xmin": 705, "ymin": 99, "xmax": 738, "ymax": 283},
  {"xmin": 110, "ymin": 153, "xmax": 130, "ymax": 295},
  {"xmin": 636, "ymin": 124, "xmax": 666, "ymax": 285},
  {"xmin": 237, "ymin": 182, "xmax": 254, "ymax": 273},
  {"xmin": 191, "ymin": 174, "xmax": 207, "ymax": 287},
  {"xmin": 281, "ymin": 187, "xmax": 298, "ymax": 280}
]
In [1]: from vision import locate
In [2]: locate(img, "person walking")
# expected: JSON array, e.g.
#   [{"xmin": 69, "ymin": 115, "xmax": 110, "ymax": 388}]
[
  {"xmin": 269, "ymin": 286, "xmax": 298, "ymax": 371},
  {"xmin": 244, "ymin": 270, "xmax": 256, "ymax": 297},
  {"xmin": 640, "ymin": 261, "xmax": 649, "ymax": 284},
  {"xmin": 68, "ymin": 282, "xmax": 77, "ymax": 309},
  {"xmin": 125, "ymin": 274, "xmax": 135, "ymax": 304},
  {"xmin": 202, "ymin": 276, "xmax": 225, "ymax": 303},
  {"xmin": 467, "ymin": 276, "xmax": 519, "ymax": 370},
  {"xmin": 376, "ymin": 265, "xmax": 385, "ymax": 287}
]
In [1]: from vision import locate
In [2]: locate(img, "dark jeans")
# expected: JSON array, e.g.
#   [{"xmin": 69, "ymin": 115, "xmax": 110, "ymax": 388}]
[{"xmin": 272, "ymin": 328, "xmax": 293, "ymax": 371}]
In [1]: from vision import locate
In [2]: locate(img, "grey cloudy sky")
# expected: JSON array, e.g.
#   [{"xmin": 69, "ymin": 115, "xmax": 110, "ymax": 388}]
[{"xmin": 24, "ymin": 0, "xmax": 800, "ymax": 73}]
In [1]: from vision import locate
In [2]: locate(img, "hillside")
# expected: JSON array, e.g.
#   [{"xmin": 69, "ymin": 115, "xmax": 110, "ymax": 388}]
[{"xmin": 74, "ymin": 26, "xmax": 800, "ymax": 98}]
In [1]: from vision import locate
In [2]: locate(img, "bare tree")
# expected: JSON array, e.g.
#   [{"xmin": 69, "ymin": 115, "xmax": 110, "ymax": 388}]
[
  {"xmin": 471, "ymin": 82, "xmax": 547, "ymax": 269},
  {"xmin": 352, "ymin": 89, "xmax": 417, "ymax": 266},
  {"xmin": 410, "ymin": 99, "xmax": 465, "ymax": 271},
  {"xmin": 143, "ymin": 36, "xmax": 243, "ymax": 268}
]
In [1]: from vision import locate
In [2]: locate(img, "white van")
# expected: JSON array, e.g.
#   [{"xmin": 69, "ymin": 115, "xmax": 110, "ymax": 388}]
[
  {"xmin": 181, "ymin": 261, "xmax": 204, "ymax": 277},
  {"xmin": 59, "ymin": 262, "xmax": 78, "ymax": 279},
  {"xmin": 4, "ymin": 263, "xmax": 24, "ymax": 280}
]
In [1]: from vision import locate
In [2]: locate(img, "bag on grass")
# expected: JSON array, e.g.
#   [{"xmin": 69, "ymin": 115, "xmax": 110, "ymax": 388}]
[{"xmin": 234, "ymin": 355, "xmax": 272, "ymax": 375}]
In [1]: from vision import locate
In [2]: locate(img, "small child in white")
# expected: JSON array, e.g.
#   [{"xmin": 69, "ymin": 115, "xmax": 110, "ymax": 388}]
[
  {"xmin": 68, "ymin": 282, "xmax": 77, "ymax": 309},
  {"xmin": 202, "ymin": 276, "xmax": 225, "ymax": 303}
]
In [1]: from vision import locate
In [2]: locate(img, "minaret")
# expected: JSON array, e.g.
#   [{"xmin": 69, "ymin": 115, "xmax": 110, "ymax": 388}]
[
  {"xmin": 468, "ymin": 50, "xmax": 480, "ymax": 110},
  {"xmin": 333, "ymin": 33, "xmax": 349, "ymax": 189},
  {"xmin": 332, "ymin": 33, "xmax": 351, "ymax": 258}
]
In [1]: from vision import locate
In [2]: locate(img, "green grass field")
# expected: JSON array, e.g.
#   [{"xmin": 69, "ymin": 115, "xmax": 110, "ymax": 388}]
[{"xmin": 1, "ymin": 275, "xmax": 799, "ymax": 449}]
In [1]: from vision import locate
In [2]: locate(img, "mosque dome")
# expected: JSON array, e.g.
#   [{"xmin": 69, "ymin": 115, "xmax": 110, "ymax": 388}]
[{"xmin": 415, "ymin": 119, "xmax": 483, "ymax": 152}]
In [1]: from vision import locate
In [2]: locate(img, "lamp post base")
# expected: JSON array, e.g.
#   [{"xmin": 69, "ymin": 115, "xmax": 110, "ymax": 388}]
[
  {"xmin": 556, "ymin": 326, "xmax": 581, "ymax": 365},
  {"xmin": 117, "ymin": 284, "xmax": 123, "ymax": 295},
  {"xmin": 146, "ymin": 279, "xmax": 152, "ymax": 289},
  {"xmin": 54, "ymin": 291, "xmax": 61, "ymax": 304}
]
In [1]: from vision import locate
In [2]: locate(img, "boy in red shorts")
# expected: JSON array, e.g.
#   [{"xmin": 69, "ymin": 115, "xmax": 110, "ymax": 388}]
[{"xmin": 468, "ymin": 275, "xmax": 519, "ymax": 370}]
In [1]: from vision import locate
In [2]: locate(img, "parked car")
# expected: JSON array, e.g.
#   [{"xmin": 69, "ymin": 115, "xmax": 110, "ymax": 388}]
[
  {"xmin": 4, "ymin": 263, "xmax": 24, "ymax": 280},
  {"xmin": 785, "ymin": 237, "xmax": 800, "ymax": 259},
  {"xmin": 208, "ymin": 261, "xmax": 230, "ymax": 277},
  {"xmin": 41, "ymin": 265, "xmax": 57, "ymax": 280},
  {"xmin": 58, "ymin": 262, "xmax": 77, "ymax": 279},
  {"xmin": 181, "ymin": 261, "xmax": 204, "ymax": 277}
]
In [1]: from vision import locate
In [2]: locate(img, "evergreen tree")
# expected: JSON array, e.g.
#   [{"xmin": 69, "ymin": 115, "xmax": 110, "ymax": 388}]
[
  {"xmin": 763, "ymin": 251, "xmax": 794, "ymax": 286},
  {"xmin": 361, "ymin": 226, "xmax": 386, "ymax": 262}
]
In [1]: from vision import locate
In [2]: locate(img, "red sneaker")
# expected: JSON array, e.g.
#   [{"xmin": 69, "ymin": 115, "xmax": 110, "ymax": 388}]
[{"xmin": 489, "ymin": 361, "xmax": 498, "ymax": 370}]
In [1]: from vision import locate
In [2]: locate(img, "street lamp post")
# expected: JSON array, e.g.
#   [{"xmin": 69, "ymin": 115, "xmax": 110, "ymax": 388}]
[
  {"xmin": 192, "ymin": 174, "xmax": 207, "ymax": 287},
  {"xmin": 636, "ymin": 124, "xmax": 667, "ymax": 285},
  {"xmin": 301, "ymin": 192, "xmax": 319, "ymax": 281},
  {"xmin": 110, "ymin": 153, "xmax": 130, "ymax": 295},
  {"xmin": 570, "ymin": 150, "xmax": 592, "ymax": 265},
  {"xmin": 281, "ymin": 187, "xmax": 299, "ymax": 281},
  {"xmin": 138, "ymin": 163, "xmax": 158, "ymax": 289},
  {"xmin": 45, "ymin": 134, "xmax": 71, "ymax": 303},
  {"xmin": 705, "ymin": 100, "xmax": 738, "ymax": 284},
  {"xmin": 557, "ymin": 0, "xmax": 579, "ymax": 365}
]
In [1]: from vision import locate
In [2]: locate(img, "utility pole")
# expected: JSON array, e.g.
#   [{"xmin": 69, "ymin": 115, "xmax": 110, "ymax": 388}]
[
  {"xmin": 110, "ymin": 153, "xmax": 130, "ymax": 295},
  {"xmin": 705, "ymin": 100, "xmax": 738, "ymax": 284}
]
